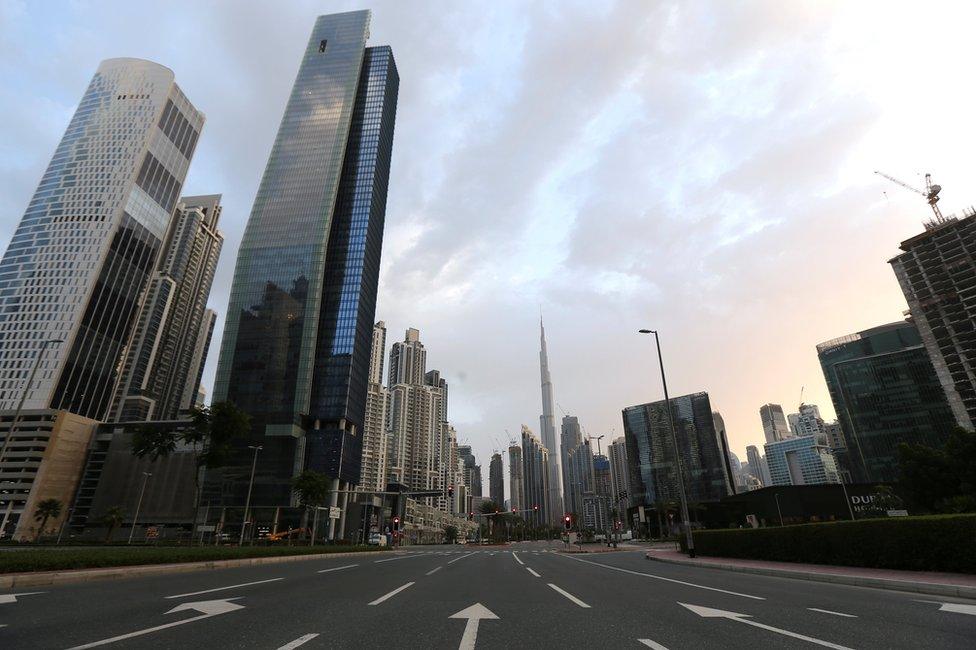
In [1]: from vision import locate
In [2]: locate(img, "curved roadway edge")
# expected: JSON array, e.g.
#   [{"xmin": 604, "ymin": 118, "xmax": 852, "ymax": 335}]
[{"xmin": 645, "ymin": 550, "xmax": 976, "ymax": 599}]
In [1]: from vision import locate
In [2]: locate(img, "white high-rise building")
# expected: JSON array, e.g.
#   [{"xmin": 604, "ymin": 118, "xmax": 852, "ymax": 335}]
[
  {"xmin": 787, "ymin": 403, "xmax": 826, "ymax": 437},
  {"xmin": 360, "ymin": 321, "xmax": 389, "ymax": 495},
  {"xmin": 0, "ymin": 59, "xmax": 204, "ymax": 420},
  {"xmin": 538, "ymin": 319, "xmax": 562, "ymax": 525},
  {"xmin": 608, "ymin": 436, "xmax": 629, "ymax": 512}
]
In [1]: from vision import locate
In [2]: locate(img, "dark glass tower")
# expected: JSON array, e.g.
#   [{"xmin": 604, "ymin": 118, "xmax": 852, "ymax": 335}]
[
  {"xmin": 817, "ymin": 320, "xmax": 956, "ymax": 483},
  {"xmin": 211, "ymin": 10, "xmax": 398, "ymax": 507}
]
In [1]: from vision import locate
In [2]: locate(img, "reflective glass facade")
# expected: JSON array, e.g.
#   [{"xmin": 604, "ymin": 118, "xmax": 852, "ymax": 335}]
[
  {"xmin": 622, "ymin": 392, "xmax": 731, "ymax": 507},
  {"xmin": 817, "ymin": 320, "xmax": 956, "ymax": 483},
  {"xmin": 210, "ymin": 11, "xmax": 398, "ymax": 505}
]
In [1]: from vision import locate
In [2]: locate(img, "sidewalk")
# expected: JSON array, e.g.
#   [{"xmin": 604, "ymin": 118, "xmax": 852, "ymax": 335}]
[{"xmin": 646, "ymin": 548, "xmax": 976, "ymax": 599}]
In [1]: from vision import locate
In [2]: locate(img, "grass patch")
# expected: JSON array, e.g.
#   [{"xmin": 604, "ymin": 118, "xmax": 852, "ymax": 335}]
[
  {"xmin": 0, "ymin": 544, "xmax": 388, "ymax": 574},
  {"xmin": 686, "ymin": 514, "xmax": 976, "ymax": 574}
]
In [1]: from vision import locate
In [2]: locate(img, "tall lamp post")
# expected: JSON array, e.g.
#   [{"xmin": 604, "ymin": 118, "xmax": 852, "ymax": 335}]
[
  {"xmin": 239, "ymin": 445, "xmax": 262, "ymax": 546},
  {"xmin": 638, "ymin": 329, "xmax": 696, "ymax": 558},
  {"xmin": 128, "ymin": 472, "xmax": 152, "ymax": 544}
]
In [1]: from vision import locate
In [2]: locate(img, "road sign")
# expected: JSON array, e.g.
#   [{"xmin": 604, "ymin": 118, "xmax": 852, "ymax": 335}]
[
  {"xmin": 329, "ymin": 506, "xmax": 341, "ymax": 519},
  {"xmin": 198, "ymin": 525, "xmax": 215, "ymax": 532},
  {"xmin": 145, "ymin": 526, "xmax": 159, "ymax": 539}
]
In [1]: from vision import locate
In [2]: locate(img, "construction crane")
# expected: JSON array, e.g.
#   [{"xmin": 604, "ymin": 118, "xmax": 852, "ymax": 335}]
[
  {"xmin": 875, "ymin": 170, "xmax": 945, "ymax": 223},
  {"xmin": 797, "ymin": 386, "xmax": 805, "ymax": 411}
]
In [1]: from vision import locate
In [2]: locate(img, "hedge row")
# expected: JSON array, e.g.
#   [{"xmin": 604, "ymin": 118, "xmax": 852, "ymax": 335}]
[
  {"xmin": 686, "ymin": 514, "xmax": 976, "ymax": 574},
  {"xmin": 0, "ymin": 544, "xmax": 387, "ymax": 574}
]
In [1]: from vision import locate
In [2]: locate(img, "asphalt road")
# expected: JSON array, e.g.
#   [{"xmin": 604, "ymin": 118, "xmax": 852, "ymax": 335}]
[{"xmin": 2, "ymin": 540, "xmax": 975, "ymax": 649}]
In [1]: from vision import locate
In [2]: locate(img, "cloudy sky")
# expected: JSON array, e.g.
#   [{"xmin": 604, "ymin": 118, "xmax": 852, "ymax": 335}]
[{"xmin": 2, "ymin": 1, "xmax": 976, "ymax": 474}]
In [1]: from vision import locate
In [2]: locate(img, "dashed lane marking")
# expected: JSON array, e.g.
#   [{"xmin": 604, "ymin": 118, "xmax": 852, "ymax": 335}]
[
  {"xmin": 164, "ymin": 578, "xmax": 283, "ymax": 599},
  {"xmin": 548, "ymin": 583, "xmax": 590, "ymax": 608},
  {"xmin": 276, "ymin": 633, "xmax": 320, "ymax": 649},
  {"xmin": 527, "ymin": 568, "xmax": 541, "ymax": 578},
  {"xmin": 368, "ymin": 582, "xmax": 414, "ymax": 606}
]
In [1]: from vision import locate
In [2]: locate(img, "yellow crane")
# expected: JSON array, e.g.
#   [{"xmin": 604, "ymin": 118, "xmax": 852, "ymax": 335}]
[{"xmin": 875, "ymin": 170, "xmax": 945, "ymax": 223}]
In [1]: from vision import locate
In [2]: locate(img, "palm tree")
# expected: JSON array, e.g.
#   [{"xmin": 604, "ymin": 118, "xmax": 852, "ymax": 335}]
[
  {"xmin": 292, "ymin": 470, "xmax": 330, "ymax": 541},
  {"xmin": 101, "ymin": 506, "xmax": 125, "ymax": 543},
  {"xmin": 33, "ymin": 498, "xmax": 62, "ymax": 541}
]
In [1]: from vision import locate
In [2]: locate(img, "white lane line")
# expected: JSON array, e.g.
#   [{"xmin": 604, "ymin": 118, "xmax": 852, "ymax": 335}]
[
  {"xmin": 318, "ymin": 564, "xmax": 358, "ymax": 574},
  {"xmin": 527, "ymin": 568, "xmax": 541, "ymax": 578},
  {"xmin": 368, "ymin": 582, "xmax": 414, "ymax": 606},
  {"xmin": 513, "ymin": 552, "xmax": 524, "ymax": 565},
  {"xmin": 548, "ymin": 583, "xmax": 591, "ymax": 608},
  {"xmin": 276, "ymin": 633, "xmax": 320, "ymax": 649},
  {"xmin": 427, "ymin": 566, "xmax": 443, "ymax": 576},
  {"xmin": 164, "ymin": 577, "xmax": 283, "ymax": 599},
  {"xmin": 374, "ymin": 554, "xmax": 422, "ymax": 563},
  {"xmin": 560, "ymin": 554, "xmax": 764, "ymax": 600},
  {"xmin": 807, "ymin": 608, "xmax": 857, "ymax": 618},
  {"xmin": 448, "ymin": 552, "xmax": 476, "ymax": 564},
  {"xmin": 638, "ymin": 639, "xmax": 669, "ymax": 650}
]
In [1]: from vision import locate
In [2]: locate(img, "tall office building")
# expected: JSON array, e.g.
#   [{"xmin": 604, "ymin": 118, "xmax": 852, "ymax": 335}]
[
  {"xmin": 521, "ymin": 425, "xmax": 551, "ymax": 527},
  {"xmin": 711, "ymin": 411, "xmax": 736, "ymax": 494},
  {"xmin": 559, "ymin": 415, "xmax": 582, "ymax": 514},
  {"xmin": 182, "ymin": 309, "xmax": 216, "ymax": 411},
  {"xmin": 890, "ymin": 208, "xmax": 976, "ymax": 430},
  {"xmin": 759, "ymin": 404, "xmax": 790, "ymax": 444},
  {"xmin": 622, "ymin": 392, "xmax": 732, "ymax": 508},
  {"xmin": 359, "ymin": 321, "xmax": 389, "ymax": 494},
  {"xmin": 787, "ymin": 403, "xmax": 826, "ymax": 437},
  {"xmin": 817, "ymin": 320, "xmax": 956, "ymax": 483},
  {"xmin": 745, "ymin": 445, "xmax": 767, "ymax": 486},
  {"xmin": 210, "ymin": 11, "xmax": 399, "ymax": 519},
  {"xmin": 0, "ymin": 58, "xmax": 203, "ymax": 420},
  {"xmin": 489, "ymin": 452, "xmax": 504, "ymax": 507},
  {"xmin": 764, "ymin": 435, "xmax": 841, "ymax": 486},
  {"xmin": 608, "ymin": 436, "xmax": 629, "ymax": 507},
  {"xmin": 538, "ymin": 319, "xmax": 561, "ymax": 524},
  {"xmin": 458, "ymin": 445, "xmax": 482, "ymax": 498},
  {"xmin": 111, "ymin": 195, "xmax": 223, "ymax": 421},
  {"xmin": 564, "ymin": 438, "xmax": 594, "ymax": 517},
  {"xmin": 508, "ymin": 444, "xmax": 523, "ymax": 514}
]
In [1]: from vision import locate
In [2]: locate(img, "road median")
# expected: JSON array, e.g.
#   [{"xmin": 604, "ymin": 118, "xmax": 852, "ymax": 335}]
[{"xmin": 0, "ymin": 546, "xmax": 389, "ymax": 588}]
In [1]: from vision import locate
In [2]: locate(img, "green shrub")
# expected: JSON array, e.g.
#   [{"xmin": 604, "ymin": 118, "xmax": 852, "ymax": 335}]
[
  {"xmin": 0, "ymin": 544, "xmax": 387, "ymax": 574},
  {"xmin": 686, "ymin": 514, "xmax": 976, "ymax": 574}
]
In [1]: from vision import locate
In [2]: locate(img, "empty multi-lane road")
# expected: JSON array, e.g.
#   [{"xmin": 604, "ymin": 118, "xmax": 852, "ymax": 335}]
[{"xmin": 2, "ymin": 540, "xmax": 975, "ymax": 648}]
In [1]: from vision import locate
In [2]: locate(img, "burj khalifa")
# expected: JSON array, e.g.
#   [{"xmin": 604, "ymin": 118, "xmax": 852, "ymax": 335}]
[{"xmin": 539, "ymin": 319, "xmax": 562, "ymax": 524}]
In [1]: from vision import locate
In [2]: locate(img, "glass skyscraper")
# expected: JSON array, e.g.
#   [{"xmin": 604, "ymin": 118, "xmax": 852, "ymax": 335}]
[
  {"xmin": 622, "ymin": 392, "xmax": 732, "ymax": 507},
  {"xmin": 211, "ymin": 10, "xmax": 398, "ymax": 510},
  {"xmin": 817, "ymin": 320, "xmax": 956, "ymax": 483}
]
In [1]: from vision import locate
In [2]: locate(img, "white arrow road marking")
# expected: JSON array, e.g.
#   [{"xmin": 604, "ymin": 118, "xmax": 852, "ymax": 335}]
[
  {"xmin": 638, "ymin": 639, "xmax": 670, "ymax": 649},
  {"xmin": 526, "ymin": 568, "xmax": 541, "ymax": 578},
  {"xmin": 679, "ymin": 603, "xmax": 854, "ymax": 649},
  {"xmin": 450, "ymin": 603, "xmax": 498, "ymax": 650},
  {"xmin": 276, "ymin": 633, "xmax": 319, "ymax": 649},
  {"xmin": 427, "ymin": 566, "xmax": 443, "ymax": 576},
  {"xmin": 165, "ymin": 578, "xmax": 282, "ymax": 599},
  {"xmin": 914, "ymin": 600, "xmax": 976, "ymax": 616},
  {"xmin": 67, "ymin": 598, "xmax": 244, "ymax": 649},
  {"xmin": 548, "ymin": 584, "xmax": 590, "ymax": 608},
  {"xmin": 513, "ymin": 552, "xmax": 524, "ymax": 565},
  {"xmin": 448, "ymin": 552, "xmax": 476, "ymax": 564},
  {"xmin": 0, "ymin": 592, "xmax": 44, "ymax": 604},
  {"xmin": 560, "ymin": 554, "xmax": 764, "ymax": 600},
  {"xmin": 808, "ymin": 607, "xmax": 857, "ymax": 618},
  {"xmin": 318, "ymin": 564, "xmax": 358, "ymax": 574},
  {"xmin": 368, "ymin": 582, "xmax": 414, "ymax": 606}
]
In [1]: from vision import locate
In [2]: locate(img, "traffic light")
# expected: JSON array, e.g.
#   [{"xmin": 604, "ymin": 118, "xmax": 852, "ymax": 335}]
[
  {"xmin": 512, "ymin": 507, "xmax": 517, "ymax": 514},
  {"xmin": 393, "ymin": 516, "xmax": 401, "ymax": 530},
  {"xmin": 468, "ymin": 512, "xmax": 474, "ymax": 520},
  {"xmin": 533, "ymin": 504, "xmax": 539, "ymax": 512},
  {"xmin": 563, "ymin": 514, "xmax": 572, "ymax": 530},
  {"xmin": 448, "ymin": 484, "xmax": 454, "ymax": 498}
]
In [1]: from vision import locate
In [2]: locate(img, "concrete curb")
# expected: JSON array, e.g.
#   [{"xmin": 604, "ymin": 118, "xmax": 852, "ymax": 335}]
[
  {"xmin": 0, "ymin": 549, "xmax": 390, "ymax": 589},
  {"xmin": 645, "ymin": 552, "xmax": 976, "ymax": 599}
]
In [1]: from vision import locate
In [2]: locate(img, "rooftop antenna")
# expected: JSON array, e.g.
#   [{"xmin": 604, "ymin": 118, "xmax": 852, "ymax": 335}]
[{"xmin": 875, "ymin": 170, "xmax": 945, "ymax": 223}]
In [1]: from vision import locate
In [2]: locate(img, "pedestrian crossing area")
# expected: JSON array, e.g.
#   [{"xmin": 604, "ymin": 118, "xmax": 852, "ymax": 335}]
[{"xmin": 398, "ymin": 549, "xmax": 557, "ymax": 555}]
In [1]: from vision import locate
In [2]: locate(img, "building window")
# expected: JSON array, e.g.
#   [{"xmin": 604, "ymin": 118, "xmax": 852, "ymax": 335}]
[{"xmin": 319, "ymin": 39, "xmax": 328, "ymax": 53}]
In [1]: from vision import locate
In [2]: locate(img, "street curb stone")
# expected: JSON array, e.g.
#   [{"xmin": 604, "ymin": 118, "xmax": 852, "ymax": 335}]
[
  {"xmin": 0, "ymin": 549, "xmax": 390, "ymax": 589},
  {"xmin": 645, "ymin": 551, "xmax": 976, "ymax": 599}
]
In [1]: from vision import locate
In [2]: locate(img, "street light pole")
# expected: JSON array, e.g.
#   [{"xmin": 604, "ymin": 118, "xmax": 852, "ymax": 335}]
[
  {"xmin": 128, "ymin": 472, "xmax": 152, "ymax": 544},
  {"xmin": 240, "ymin": 445, "xmax": 262, "ymax": 546},
  {"xmin": 639, "ymin": 329, "xmax": 696, "ymax": 558}
]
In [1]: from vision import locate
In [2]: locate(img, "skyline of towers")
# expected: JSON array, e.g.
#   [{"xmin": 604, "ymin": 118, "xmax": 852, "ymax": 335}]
[
  {"xmin": 538, "ymin": 319, "xmax": 561, "ymax": 524},
  {"xmin": 210, "ymin": 10, "xmax": 399, "ymax": 516},
  {"xmin": 0, "ymin": 58, "xmax": 204, "ymax": 420}
]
